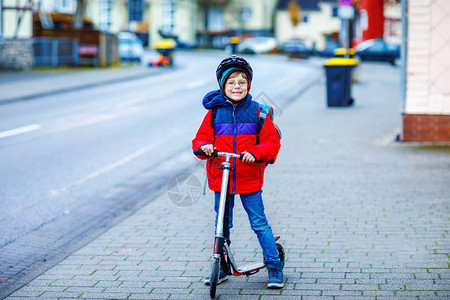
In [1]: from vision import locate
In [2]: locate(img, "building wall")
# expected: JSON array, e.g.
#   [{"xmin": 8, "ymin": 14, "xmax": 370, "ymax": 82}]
[
  {"xmin": 175, "ymin": 0, "xmax": 196, "ymax": 44},
  {"xmin": 403, "ymin": 0, "xmax": 450, "ymax": 142},
  {"xmin": 85, "ymin": 0, "xmax": 128, "ymax": 33},
  {"xmin": 225, "ymin": 0, "xmax": 277, "ymax": 33},
  {"xmin": 149, "ymin": 0, "xmax": 164, "ymax": 47},
  {"xmin": 2, "ymin": 0, "xmax": 33, "ymax": 38},
  {"xmin": 384, "ymin": 0, "xmax": 401, "ymax": 44},
  {"xmin": 358, "ymin": 0, "xmax": 384, "ymax": 41},
  {"xmin": 275, "ymin": 2, "xmax": 340, "ymax": 50}
]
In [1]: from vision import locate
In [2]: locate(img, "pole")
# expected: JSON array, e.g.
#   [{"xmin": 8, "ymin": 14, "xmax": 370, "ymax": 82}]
[
  {"xmin": 344, "ymin": 18, "xmax": 349, "ymax": 58},
  {"xmin": 401, "ymin": 0, "xmax": 408, "ymax": 110},
  {"xmin": 338, "ymin": 2, "xmax": 355, "ymax": 58},
  {"xmin": 0, "ymin": 0, "xmax": 3, "ymax": 39}
]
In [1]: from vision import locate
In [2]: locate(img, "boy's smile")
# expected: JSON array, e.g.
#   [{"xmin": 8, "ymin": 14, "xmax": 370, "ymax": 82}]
[{"xmin": 225, "ymin": 74, "xmax": 248, "ymax": 102}]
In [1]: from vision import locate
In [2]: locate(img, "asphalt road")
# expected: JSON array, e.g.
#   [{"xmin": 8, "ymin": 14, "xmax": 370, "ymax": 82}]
[{"xmin": 0, "ymin": 51, "xmax": 322, "ymax": 296}]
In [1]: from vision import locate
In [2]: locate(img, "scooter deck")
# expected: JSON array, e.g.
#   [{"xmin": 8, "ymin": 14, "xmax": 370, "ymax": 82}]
[{"xmin": 236, "ymin": 261, "xmax": 266, "ymax": 273}]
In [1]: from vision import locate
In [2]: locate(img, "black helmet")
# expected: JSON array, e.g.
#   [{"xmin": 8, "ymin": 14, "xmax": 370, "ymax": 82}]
[{"xmin": 216, "ymin": 55, "xmax": 253, "ymax": 92}]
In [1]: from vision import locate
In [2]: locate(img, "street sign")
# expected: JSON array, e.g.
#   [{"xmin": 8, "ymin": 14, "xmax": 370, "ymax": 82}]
[
  {"xmin": 338, "ymin": 0, "xmax": 353, "ymax": 6},
  {"xmin": 338, "ymin": 5, "xmax": 355, "ymax": 19}
]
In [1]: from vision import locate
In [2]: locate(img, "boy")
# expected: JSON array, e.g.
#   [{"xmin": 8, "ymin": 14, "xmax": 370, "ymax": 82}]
[{"xmin": 192, "ymin": 55, "xmax": 283, "ymax": 289}]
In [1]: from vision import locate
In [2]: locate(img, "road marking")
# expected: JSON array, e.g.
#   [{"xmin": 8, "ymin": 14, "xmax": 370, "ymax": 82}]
[
  {"xmin": 185, "ymin": 80, "xmax": 206, "ymax": 90},
  {"xmin": 0, "ymin": 124, "xmax": 41, "ymax": 139}
]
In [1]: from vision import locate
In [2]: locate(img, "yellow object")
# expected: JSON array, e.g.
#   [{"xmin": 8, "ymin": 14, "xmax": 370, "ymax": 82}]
[
  {"xmin": 334, "ymin": 48, "xmax": 355, "ymax": 55},
  {"xmin": 334, "ymin": 47, "xmax": 355, "ymax": 55},
  {"xmin": 229, "ymin": 36, "xmax": 240, "ymax": 44},
  {"xmin": 324, "ymin": 58, "xmax": 358, "ymax": 66},
  {"xmin": 155, "ymin": 38, "xmax": 176, "ymax": 49}
]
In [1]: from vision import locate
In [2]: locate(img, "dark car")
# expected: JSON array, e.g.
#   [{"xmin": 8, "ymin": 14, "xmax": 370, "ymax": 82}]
[
  {"xmin": 355, "ymin": 38, "xmax": 400, "ymax": 65},
  {"xmin": 320, "ymin": 43, "xmax": 339, "ymax": 57},
  {"xmin": 280, "ymin": 39, "xmax": 314, "ymax": 59}
]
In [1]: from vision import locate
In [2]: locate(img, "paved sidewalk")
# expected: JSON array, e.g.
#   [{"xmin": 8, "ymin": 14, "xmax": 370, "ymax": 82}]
[{"xmin": 4, "ymin": 62, "xmax": 450, "ymax": 300}]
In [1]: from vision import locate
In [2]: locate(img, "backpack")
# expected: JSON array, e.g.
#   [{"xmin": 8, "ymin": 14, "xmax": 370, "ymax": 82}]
[{"xmin": 210, "ymin": 103, "xmax": 282, "ymax": 165}]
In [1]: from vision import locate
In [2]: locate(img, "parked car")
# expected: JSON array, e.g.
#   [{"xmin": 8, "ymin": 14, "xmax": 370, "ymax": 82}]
[
  {"xmin": 118, "ymin": 32, "xmax": 144, "ymax": 63},
  {"xmin": 355, "ymin": 38, "xmax": 400, "ymax": 65},
  {"xmin": 320, "ymin": 41, "xmax": 340, "ymax": 57},
  {"xmin": 280, "ymin": 39, "xmax": 314, "ymax": 58},
  {"xmin": 237, "ymin": 37, "xmax": 277, "ymax": 54}
]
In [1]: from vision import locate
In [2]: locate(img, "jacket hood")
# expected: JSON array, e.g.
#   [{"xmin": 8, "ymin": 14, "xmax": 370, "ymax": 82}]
[{"xmin": 202, "ymin": 89, "xmax": 252, "ymax": 110}]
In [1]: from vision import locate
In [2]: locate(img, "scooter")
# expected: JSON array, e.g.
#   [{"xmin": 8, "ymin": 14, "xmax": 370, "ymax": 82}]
[{"xmin": 194, "ymin": 149, "xmax": 285, "ymax": 299}]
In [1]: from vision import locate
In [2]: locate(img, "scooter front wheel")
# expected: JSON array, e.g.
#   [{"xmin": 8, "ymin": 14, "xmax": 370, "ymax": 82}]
[
  {"xmin": 210, "ymin": 258, "xmax": 220, "ymax": 299},
  {"xmin": 276, "ymin": 243, "xmax": 285, "ymax": 269}
]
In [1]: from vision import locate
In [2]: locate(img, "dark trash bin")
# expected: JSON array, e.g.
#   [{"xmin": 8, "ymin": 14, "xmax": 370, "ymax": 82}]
[{"xmin": 324, "ymin": 58, "xmax": 357, "ymax": 107}]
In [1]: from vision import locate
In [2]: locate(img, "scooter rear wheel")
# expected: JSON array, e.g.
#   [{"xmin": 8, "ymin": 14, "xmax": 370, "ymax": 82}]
[{"xmin": 210, "ymin": 259, "xmax": 220, "ymax": 299}]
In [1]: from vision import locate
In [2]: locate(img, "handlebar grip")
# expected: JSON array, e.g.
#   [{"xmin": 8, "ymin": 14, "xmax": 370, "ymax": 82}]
[
  {"xmin": 193, "ymin": 149, "xmax": 218, "ymax": 157},
  {"xmin": 239, "ymin": 153, "xmax": 244, "ymax": 160},
  {"xmin": 193, "ymin": 149, "xmax": 207, "ymax": 156}
]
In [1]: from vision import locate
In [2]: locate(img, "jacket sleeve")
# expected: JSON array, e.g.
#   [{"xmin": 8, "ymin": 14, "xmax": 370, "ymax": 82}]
[
  {"xmin": 192, "ymin": 110, "xmax": 215, "ymax": 159},
  {"xmin": 246, "ymin": 116, "xmax": 281, "ymax": 164}
]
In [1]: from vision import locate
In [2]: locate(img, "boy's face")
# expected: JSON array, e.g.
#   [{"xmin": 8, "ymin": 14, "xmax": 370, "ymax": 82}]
[{"xmin": 224, "ymin": 73, "xmax": 248, "ymax": 102}]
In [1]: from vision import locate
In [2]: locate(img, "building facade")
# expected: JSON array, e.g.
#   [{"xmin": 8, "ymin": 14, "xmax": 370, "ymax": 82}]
[{"xmin": 402, "ymin": 0, "xmax": 450, "ymax": 142}]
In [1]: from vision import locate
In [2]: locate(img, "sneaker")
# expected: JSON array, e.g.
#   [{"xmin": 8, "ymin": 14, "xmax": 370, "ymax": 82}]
[
  {"xmin": 204, "ymin": 269, "xmax": 229, "ymax": 286},
  {"xmin": 267, "ymin": 267, "xmax": 284, "ymax": 289}
]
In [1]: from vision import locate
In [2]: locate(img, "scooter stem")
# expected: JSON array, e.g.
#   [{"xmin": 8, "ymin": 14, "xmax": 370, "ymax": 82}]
[{"xmin": 215, "ymin": 156, "xmax": 231, "ymax": 238}]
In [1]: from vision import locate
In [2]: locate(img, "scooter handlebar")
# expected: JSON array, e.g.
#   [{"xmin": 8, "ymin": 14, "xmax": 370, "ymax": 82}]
[{"xmin": 193, "ymin": 149, "xmax": 243, "ymax": 160}]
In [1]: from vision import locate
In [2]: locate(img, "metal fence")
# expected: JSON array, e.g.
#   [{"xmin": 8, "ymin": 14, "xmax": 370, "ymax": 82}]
[{"xmin": 33, "ymin": 37, "xmax": 79, "ymax": 67}]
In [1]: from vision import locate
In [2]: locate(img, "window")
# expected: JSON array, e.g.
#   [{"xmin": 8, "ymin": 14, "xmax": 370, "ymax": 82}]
[
  {"xmin": 54, "ymin": 0, "xmax": 76, "ymax": 14},
  {"xmin": 128, "ymin": 0, "xmax": 144, "ymax": 22},
  {"xmin": 99, "ymin": 0, "xmax": 112, "ymax": 31},
  {"xmin": 208, "ymin": 8, "xmax": 224, "ymax": 31},
  {"xmin": 162, "ymin": 0, "xmax": 176, "ymax": 33}
]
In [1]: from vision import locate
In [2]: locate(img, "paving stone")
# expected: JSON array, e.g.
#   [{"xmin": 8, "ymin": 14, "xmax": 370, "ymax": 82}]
[
  {"xmin": 341, "ymin": 284, "xmax": 379, "ymax": 291},
  {"xmin": 63, "ymin": 287, "xmax": 105, "ymax": 293},
  {"xmin": 6, "ymin": 290, "xmax": 44, "ymax": 298},
  {"xmin": 39, "ymin": 291, "xmax": 84, "ymax": 298},
  {"xmin": 321, "ymin": 290, "xmax": 363, "ymax": 296},
  {"xmin": 128, "ymin": 293, "xmax": 169, "ymax": 299},
  {"xmin": 79, "ymin": 292, "xmax": 132, "ymax": 299}
]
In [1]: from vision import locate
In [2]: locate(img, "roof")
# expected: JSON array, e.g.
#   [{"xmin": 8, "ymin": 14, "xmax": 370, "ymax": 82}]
[{"xmin": 276, "ymin": 0, "xmax": 322, "ymax": 11}]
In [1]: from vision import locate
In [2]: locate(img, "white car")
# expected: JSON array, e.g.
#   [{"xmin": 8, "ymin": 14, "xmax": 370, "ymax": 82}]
[
  {"xmin": 237, "ymin": 37, "xmax": 277, "ymax": 54},
  {"xmin": 118, "ymin": 32, "xmax": 144, "ymax": 63}
]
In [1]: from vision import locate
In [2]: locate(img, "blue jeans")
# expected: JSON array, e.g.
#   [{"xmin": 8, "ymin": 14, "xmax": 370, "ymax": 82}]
[{"xmin": 214, "ymin": 190, "xmax": 280, "ymax": 267}]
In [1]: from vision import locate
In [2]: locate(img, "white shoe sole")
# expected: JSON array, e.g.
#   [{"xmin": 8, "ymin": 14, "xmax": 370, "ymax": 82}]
[
  {"xmin": 267, "ymin": 282, "xmax": 284, "ymax": 289},
  {"xmin": 204, "ymin": 275, "xmax": 229, "ymax": 286}
]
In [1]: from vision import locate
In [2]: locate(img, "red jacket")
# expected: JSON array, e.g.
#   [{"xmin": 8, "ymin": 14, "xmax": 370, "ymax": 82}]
[{"xmin": 192, "ymin": 90, "xmax": 280, "ymax": 194}]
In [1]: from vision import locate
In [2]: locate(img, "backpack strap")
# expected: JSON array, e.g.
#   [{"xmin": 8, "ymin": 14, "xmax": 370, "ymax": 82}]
[{"xmin": 256, "ymin": 104, "xmax": 273, "ymax": 144}]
